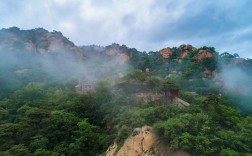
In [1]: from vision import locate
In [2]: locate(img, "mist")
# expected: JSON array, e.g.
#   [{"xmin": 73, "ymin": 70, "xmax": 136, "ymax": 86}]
[
  {"xmin": 220, "ymin": 65, "xmax": 251, "ymax": 94},
  {"xmin": 1, "ymin": 48, "xmax": 129, "ymax": 80},
  {"xmin": 0, "ymin": 28, "xmax": 130, "ymax": 97},
  {"xmin": 219, "ymin": 62, "xmax": 252, "ymax": 114}
]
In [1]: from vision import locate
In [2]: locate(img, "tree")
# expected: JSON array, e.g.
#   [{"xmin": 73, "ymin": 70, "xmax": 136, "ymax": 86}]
[
  {"xmin": 5, "ymin": 144, "xmax": 32, "ymax": 156},
  {"xmin": 154, "ymin": 113, "xmax": 219, "ymax": 155},
  {"xmin": 146, "ymin": 76, "xmax": 163, "ymax": 92},
  {"xmin": 43, "ymin": 110, "xmax": 79, "ymax": 151},
  {"xmin": 162, "ymin": 78, "xmax": 179, "ymax": 96},
  {"xmin": 68, "ymin": 119, "xmax": 112, "ymax": 156},
  {"xmin": 0, "ymin": 123, "xmax": 20, "ymax": 151}
]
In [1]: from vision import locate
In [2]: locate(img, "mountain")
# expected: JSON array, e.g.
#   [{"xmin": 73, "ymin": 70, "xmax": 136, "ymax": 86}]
[
  {"xmin": 1, "ymin": 27, "xmax": 252, "ymax": 155},
  {"xmin": 1, "ymin": 27, "xmax": 252, "ymax": 118}
]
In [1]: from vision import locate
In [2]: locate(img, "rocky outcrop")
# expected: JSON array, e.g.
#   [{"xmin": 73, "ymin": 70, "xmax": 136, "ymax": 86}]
[
  {"xmin": 160, "ymin": 47, "xmax": 173, "ymax": 60},
  {"xmin": 0, "ymin": 28, "xmax": 133, "ymax": 62},
  {"xmin": 105, "ymin": 43, "xmax": 131, "ymax": 62},
  {"xmin": 179, "ymin": 44, "xmax": 196, "ymax": 58},
  {"xmin": 105, "ymin": 43, "xmax": 120, "ymax": 56},
  {"xmin": 0, "ymin": 27, "xmax": 82, "ymax": 55},
  {"xmin": 195, "ymin": 49, "xmax": 214, "ymax": 61},
  {"xmin": 106, "ymin": 126, "xmax": 190, "ymax": 156}
]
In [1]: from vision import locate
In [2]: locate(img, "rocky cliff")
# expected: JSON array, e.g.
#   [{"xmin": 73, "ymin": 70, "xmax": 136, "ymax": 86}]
[
  {"xmin": 105, "ymin": 43, "xmax": 132, "ymax": 62},
  {"xmin": 0, "ymin": 27, "xmax": 80, "ymax": 53},
  {"xmin": 0, "ymin": 27, "xmax": 132, "ymax": 62},
  {"xmin": 179, "ymin": 44, "xmax": 197, "ymax": 58},
  {"xmin": 195, "ymin": 49, "xmax": 214, "ymax": 61},
  {"xmin": 106, "ymin": 126, "xmax": 190, "ymax": 156},
  {"xmin": 159, "ymin": 47, "xmax": 173, "ymax": 62}
]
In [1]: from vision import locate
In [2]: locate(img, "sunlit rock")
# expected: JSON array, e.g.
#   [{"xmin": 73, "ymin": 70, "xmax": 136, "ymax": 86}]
[
  {"xmin": 105, "ymin": 126, "xmax": 190, "ymax": 156},
  {"xmin": 195, "ymin": 49, "xmax": 214, "ymax": 61},
  {"xmin": 179, "ymin": 44, "xmax": 196, "ymax": 58},
  {"xmin": 159, "ymin": 47, "xmax": 173, "ymax": 59}
]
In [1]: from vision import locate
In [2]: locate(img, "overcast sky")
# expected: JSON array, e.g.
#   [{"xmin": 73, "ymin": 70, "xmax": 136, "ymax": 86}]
[{"xmin": 1, "ymin": 0, "xmax": 252, "ymax": 58}]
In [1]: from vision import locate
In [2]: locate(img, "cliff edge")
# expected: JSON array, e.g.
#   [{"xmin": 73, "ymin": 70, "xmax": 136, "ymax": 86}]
[{"xmin": 106, "ymin": 125, "xmax": 190, "ymax": 156}]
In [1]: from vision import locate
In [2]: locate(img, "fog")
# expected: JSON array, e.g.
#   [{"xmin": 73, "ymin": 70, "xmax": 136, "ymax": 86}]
[
  {"xmin": 1, "ymin": 48, "xmax": 129, "ymax": 81},
  {"xmin": 0, "ymin": 28, "xmax": 130, "ymax": 95},
  {"xmin": 218, "ymin": 61, "xmax": 252, "ymax": 114},
  {"xmin": 220, "ymin": 65, "xmax": 251, "ymax": 94}
]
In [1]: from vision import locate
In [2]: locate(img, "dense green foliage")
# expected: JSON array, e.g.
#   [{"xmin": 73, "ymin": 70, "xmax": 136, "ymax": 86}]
[
  {"xmin": 0, "ymin": 83, "xmax": 114, "ymax": 155},
  {"xmin": 154, "ymin": 94, "xmax": 252, "ymax": 155},
  {"xmin": 1, "ymin": 77, "xmax": 252, "ymax": 155}
]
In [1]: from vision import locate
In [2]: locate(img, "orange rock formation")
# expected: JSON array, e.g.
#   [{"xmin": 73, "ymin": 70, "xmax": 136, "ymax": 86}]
[
  {"xmin": 105, "ymin": 43, "xmax": 131, "ymax": 62},
  {"xmin": 196, "ymin": 49, "xmax": 214, "ymax": 61},
  {"xmin": 105, "ymin": 126, "xmax": 190, "ymax": 156},
  {"xmin": 179, "ymin": 44, "xmax": 196, "ymax": 58},
  {"xmin": 160, "ymin": 47, "xmax": 173, "ymax": 59}
]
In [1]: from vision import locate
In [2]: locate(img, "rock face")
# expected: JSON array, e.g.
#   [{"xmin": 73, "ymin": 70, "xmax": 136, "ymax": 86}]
[
  {"xmin": 118, "ymin": 53, "xmax": 131, "ymax": 62},
  {"xmin": 160, "ymin": 47, "xmax": 173, "ymax": 61},
  {"xmin": 0, "ymin": 27, "xmax": 82, "ymax": 55},
  {"xmin": 105, "ymin": 43, "xmax": 120, "ymax": 56},
  {"xmin": 195, "ymin": 49, "xmax": 214, "ymax": 61},
  {"xmin": 179, "ymin": 44, "xmax": 196, "ymax": 58},
  {"xmin": 105, "ymin": 126, "xmax": 190, "ymax": 156},
  {"xmin": 105, "ymin": 43, "xmax": 131, "ymax": 62}
]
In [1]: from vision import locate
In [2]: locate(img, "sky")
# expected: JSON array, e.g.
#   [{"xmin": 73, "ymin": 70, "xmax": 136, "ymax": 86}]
[{"xmin": 1, "ymin": 0, "xmax": 252, "ymax": 58}]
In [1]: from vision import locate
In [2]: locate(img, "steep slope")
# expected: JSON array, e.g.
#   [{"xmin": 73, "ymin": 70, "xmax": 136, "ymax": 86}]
[
  {"xmin": 1, "ymin": 27, "xmax": 252, "ymax": 155},
  {"xmin": 1, "ymin": 27, "xmax": 252, "ymax": 112},
  {"xmin": 106, "ymin": 126, "xmax": 190, "ymax": 156},
  {"xmin": 0, "ymin": 27, "xmax": 79, "ymax": 54},
  {"xmin": 0, "ymin": 27, "xmax": 132, "ymax": 62}
]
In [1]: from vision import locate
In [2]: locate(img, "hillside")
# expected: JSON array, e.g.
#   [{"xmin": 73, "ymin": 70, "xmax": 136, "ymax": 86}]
[{"xmin": 1, "ymin": 27, "xmax": 252, "ymax": 155}]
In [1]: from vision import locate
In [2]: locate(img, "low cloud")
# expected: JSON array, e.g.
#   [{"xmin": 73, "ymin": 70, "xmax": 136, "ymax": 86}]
[{"xmin": 220, "ymin": 65, "xmax": 251, "ymax": 93}]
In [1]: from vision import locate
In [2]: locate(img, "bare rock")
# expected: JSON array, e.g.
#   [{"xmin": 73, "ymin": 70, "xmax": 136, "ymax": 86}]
[
  {"xmin": 160, "ymin": 47, "xmax": 173, "ymax": 59},
  {"xmin": 105, "ymin": 126, "xmax": 190, "ymax": 156},
  {"xmin": 179, "ymin": 44, "xmax": 196, "ymax": 58},
  {"xmin": 105, "ymin": 43, "xmax": 131, "ymax": 62},
  {"xmin": 196, "ymin": 49, "xmax": 214, "ymax": 61}
]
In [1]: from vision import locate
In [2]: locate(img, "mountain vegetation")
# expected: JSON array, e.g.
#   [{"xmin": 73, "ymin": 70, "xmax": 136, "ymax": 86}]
[{"xmin": 0, "ymin": 27, "xmax": 252, "ymax": 155}]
